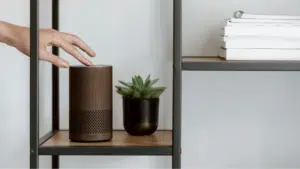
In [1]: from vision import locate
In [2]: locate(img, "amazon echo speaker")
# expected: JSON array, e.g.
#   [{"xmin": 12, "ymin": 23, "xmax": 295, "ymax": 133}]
[{"xmin": 69, "ymin": 65, "xmax": 113, "ymax": 142}]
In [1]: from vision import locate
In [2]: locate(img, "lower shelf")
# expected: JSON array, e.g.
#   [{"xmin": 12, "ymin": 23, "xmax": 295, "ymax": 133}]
[{"xmin": 39, "ymin": 130, "xmax": 172, "ymax": 156}]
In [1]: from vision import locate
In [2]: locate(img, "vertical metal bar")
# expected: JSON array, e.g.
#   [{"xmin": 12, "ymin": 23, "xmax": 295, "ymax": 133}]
[
  {"xmin": 172, "ymin": 0, "xmax": 182, "ymax": 168},
  {"xmin": 52, "ymin": 0, "xmax": 59, "ymax": 168},
  {"xmin": 52, "ymin": 0, "xmax": 59, "ymax": 131},
  {"xmin": 30, "ymin": 0, "xmax": 39, "ymax": 168}
]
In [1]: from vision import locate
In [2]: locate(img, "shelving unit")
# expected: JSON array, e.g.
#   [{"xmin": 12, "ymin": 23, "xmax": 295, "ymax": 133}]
[
  {"xmin": 30, "ymin": 0, "xmax": 300, "ymax": 169},
  {"xmin": 29, "ymin": 0, "xmax": 182, "ymax": 168}
]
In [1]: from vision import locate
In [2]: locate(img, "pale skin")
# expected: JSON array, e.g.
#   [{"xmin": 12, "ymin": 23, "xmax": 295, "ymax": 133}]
[{"xmin": 0, "ymin": 21, "xmax": 95, "ymax": 68}]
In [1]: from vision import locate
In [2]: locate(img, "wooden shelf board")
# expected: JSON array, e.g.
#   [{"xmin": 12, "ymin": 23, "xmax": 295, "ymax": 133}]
[
  {"xmin": 41, "ymin": 130, "xmax": 172, "ymax": 147},
  {"xmin": 39, "ymin": 130, "xmax": 172, "ymax": 155},
  {"xmin": 182, "ymin": 56, "xmax": 300, "ymax": 71}
]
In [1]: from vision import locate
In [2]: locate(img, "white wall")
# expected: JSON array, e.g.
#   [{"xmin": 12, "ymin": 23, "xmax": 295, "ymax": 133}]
[
  {"xmin": 1, "ymin": 0, "xmax": 300, "ymax": 168},
  {"xmin": 0, "ymin": 0, "xmax": 30, "ymax": 168}
]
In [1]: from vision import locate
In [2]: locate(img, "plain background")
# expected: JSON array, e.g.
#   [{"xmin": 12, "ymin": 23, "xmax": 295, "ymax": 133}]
[{"xmin": 1, "ymin": 0, "xmax": 300, "ymax": 168}]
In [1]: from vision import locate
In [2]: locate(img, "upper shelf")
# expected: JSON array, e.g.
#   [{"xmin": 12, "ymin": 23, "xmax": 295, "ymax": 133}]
[
  {"xmin": 39, "ymin": 130, "xmax": 172, "ymax": 156},
  {"xmin": 182, "ymin": 56, "xmax": 300, "ymax": 71}
]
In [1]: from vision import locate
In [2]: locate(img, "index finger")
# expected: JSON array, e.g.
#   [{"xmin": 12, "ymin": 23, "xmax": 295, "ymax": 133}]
[{"xmin": 62, "ymin": 33, "xmax": 96, "ymax": 57}]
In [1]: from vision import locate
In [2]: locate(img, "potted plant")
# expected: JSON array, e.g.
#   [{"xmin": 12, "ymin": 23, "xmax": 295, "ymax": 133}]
[{"xmin": 115, "ymin": 75, "xmax": 166, "ymax": 136}]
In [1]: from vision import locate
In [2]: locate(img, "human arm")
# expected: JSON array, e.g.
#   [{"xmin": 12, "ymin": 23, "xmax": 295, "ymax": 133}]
[
  {"xmin": 0, "ymin": 21, "xmax": 95, "ymax": 68},
  {"xmin": 0, "ymin": 21, "xmax": 15, "ymax": 46}
]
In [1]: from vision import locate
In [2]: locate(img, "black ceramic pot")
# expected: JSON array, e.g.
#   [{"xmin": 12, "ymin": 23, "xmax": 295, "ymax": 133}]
[{"xmin": 123, "ymin": 97, "xmax": 159, "ymax": 136}]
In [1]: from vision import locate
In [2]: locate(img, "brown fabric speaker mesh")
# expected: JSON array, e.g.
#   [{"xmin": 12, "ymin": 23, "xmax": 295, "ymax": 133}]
[
  {"xmin": 69, "ymin": 110, "xmax": 112, "ymax": 133},
  {"xmin": 69, "ymin": 65, "xmax": 113, "ymax": 142}
]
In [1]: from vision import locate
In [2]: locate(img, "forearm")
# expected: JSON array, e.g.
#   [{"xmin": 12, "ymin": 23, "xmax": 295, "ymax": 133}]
[{"xmin": 0, "ymin": 21, "xmax": 18, "ymax": 47}]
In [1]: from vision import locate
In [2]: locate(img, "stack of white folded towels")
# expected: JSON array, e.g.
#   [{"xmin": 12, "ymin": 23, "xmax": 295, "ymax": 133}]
[{"xmin": 219, "ymin": 10, "xmax": 300, "ymax": 61}]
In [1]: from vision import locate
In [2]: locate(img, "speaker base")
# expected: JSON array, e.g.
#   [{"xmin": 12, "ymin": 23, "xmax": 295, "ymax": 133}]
[
  {"xmin": 69, "ymin": 132, "xmax": 112, "ymax": 142},
  {"xmin": 69, "ymin": 138, "xmax": 112, "ymax": 143}
]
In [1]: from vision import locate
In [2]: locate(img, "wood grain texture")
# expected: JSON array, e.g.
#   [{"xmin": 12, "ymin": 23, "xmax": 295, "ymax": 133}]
[
  {"xmin": 41, "ymin": 130, "xmax": 172, "ymax": 147},
  {"xmin": 69, "ymin": 65, "xmax": 113, "ymax": 110}
]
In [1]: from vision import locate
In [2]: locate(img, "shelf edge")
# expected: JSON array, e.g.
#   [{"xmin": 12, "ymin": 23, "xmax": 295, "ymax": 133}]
[{"xmin": 39, "ymin": 146, "xmax": 172, "ymax": 156}]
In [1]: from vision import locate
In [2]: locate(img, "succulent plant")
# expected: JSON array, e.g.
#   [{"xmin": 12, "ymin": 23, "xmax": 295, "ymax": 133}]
[{"xmin": 115, "ymin": 75, "xmax": 166, "ymax": 99}]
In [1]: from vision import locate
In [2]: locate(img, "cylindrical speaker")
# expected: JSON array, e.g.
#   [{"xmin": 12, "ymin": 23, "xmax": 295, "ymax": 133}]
[{"xmin": 69, "ymin": 65, "xmax": 113, "ymax": 142}]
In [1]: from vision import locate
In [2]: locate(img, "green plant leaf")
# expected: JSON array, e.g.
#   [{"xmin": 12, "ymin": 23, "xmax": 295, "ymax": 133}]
[
  {"xmin": 117, "ymin": 75, "xmax": 165, "ymax": 99},
  {"xmin": 115, "ymin": 86, "xmax": 133, "ymax": 96},
  {"xmin": 143, "ymin": 91, "xmax": 154, "ymax": 99},
  {"xmin": 149, "ymin": 86, "xmax": 166, "ymax": 92},
  {"xmin": 118, "ymin": 80, "xmax": 132, "ymax": 88},
  {"xmin": 131, "ymin": 84, "xmax": 140, "ymax": 91},
  {"xmin": 135, "ymin": 75, "xmax": 144, "ymax": 88},
  {"xmin": 151, "ymin": 89, "xmax": 165, "ymax": 98},
  {"xmin": 116, "ymin": 89, "xmax": 125, "ymax": 95},
  {"xmin": 132, "ymin": 77, "xmax": 137, "ymax": 86},
  {"xmin": 115, "ymin": 85, "xmax": 123, "ymax": 90},
  {"xmin": 132, "ymin": 90, "xmax": 141, "ymax": 98},
  {"xmin": 132, "ymin": 80, "xmax": 142, "ymax": 92},
  {"xmin": 144, "ymin": 74, "xmax": 151, "ymax": 87},
  {"xmin": 149, "ymin": 78, "xmax": 159, "ymax": 87},
  {"xmin": 146, "ymin": 87, "xmax": 166, "ymax": 98}
]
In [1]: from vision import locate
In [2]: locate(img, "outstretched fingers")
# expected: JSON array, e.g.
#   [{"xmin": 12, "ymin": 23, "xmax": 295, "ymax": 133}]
[
  {"xmin": 62, "ymin": 33, "xmax": 96, "ymax": 57},
  {"xmin": 41, "ymin": 50, "xmax": 69, "ymax": 68},
  {"xmin": 52, "ymin": 36, "xmax": 93, "ymax": 66}
]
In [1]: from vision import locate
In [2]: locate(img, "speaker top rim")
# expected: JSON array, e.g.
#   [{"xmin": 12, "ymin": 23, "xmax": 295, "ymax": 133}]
[{"xmin": 70, "ymin": 65, "xmax": 112, "ymax": 68}]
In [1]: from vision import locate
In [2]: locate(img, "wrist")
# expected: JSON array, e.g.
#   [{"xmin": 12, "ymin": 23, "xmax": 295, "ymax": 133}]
[{"xmin": 0, "ymin": 21, "xmax": 18, "ymax": 47}]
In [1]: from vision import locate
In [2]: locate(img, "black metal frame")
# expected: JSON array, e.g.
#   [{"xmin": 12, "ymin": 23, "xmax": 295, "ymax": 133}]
[
  {"xmin": 39, "ymin": 146, "xmax": 172, "ymax": 156},
  {"xmin": 51, "ymin": 0, "xmax": 60, "ymax": 168},
  {"xmin": 30, "ymin": 0, "xmax": 182, "ymax": 169},
  {"xmin": 30, "ymin": 0, "xmax": 39, "ymax": 168},
  {"xmin": 172, "ymin": 0, "xmax": 182, "ymax": 168}
]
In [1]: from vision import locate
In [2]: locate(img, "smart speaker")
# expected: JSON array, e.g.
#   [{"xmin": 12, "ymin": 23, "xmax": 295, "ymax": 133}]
[{"xmin": 69, "ymin": 65, "xmax": 113, "ymax": 142}]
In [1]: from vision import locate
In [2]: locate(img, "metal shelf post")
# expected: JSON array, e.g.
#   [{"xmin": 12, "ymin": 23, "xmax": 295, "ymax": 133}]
[{"xmin": 30, "ymin": 0, "xmax": 39, "ymax": 168}]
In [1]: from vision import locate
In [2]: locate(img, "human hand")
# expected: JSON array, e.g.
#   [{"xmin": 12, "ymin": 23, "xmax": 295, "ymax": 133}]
[{"xmin": 1, "ymin": 21, "xmax": 95, "ymax": 68}]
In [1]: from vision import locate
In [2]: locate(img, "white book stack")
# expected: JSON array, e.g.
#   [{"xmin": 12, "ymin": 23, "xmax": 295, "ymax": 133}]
[{"xmin": 219, "ymin": 10, "xmax": 300, "ymax": 61}]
